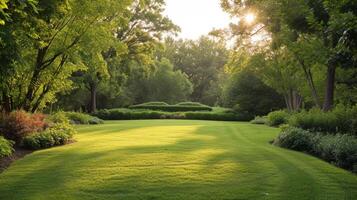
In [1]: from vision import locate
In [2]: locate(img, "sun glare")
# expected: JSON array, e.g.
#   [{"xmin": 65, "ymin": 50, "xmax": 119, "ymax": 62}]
[{"xmin": 244, "ymin": 13, "xmax": 256, "ymax": 24}]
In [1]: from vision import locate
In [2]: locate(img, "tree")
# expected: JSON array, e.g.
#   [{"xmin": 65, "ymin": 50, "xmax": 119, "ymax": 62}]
[
  {"xmin": 220, "ymin": 0, "xmax": 357, "ymax": 111},
  {"xmin": 160, "ymin": 36, "xmax": 228, "ymax": 105},
  {"xmin": 223, "ymin": 69, "xmax": 284, "ymax": 117},
  {"xmin": 0, "ymin": 0, "xmax": 131, "ymax": 112},
  {"xmin": 124, "ymin": 59, "xmax": 193, "ymax": 104}
]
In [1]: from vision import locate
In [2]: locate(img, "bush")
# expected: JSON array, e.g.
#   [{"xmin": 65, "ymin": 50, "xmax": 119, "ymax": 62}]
[
  {"xmin": 137, "ymin": 102, "xmax": 169, "ymax": 106},
  {"xmin": 64, "ymin": 112, "xmax": 104, "ymax": 125},
  {"xmin": 274, "ymin": 127, "xmax": 357, "ymax": 172},
  {"xmin": 250, "ymin": 116, "xmax": 267, "ymax": 124},
  {"xmin": 0, "ymin": 136, "xmax": 13, "ymax": 158},
  {"xmin": 46, "ymin": 112, "xmax": 70, "ymax": 125},
  {"xmin": 289, "ymin": 105, "xmax": 357, "ymax": 135},
  {"xmin": 267, "ymin": 110, "xmax": 290, "ymax": 127},
  {"xmin": 23, "ymin": 124, "xmax": 75, "ymax": 150},
  {"xmin": 129, "ymin": 104, "xmax": 213, "ymax": 112},
  {"xmin": 176, "ymin": 102, "xmax": 208, "ymax": 107},
  {"xmin": 273, "ymin": 127, "xmax": 316, "ymax": 152},
  {"xmin": 2, "ymin": 111, "xmax": 47, "ymax": 143},
  {"xmin": 94, "ymin": 108, "xmax": 248, "ymax": 121}
]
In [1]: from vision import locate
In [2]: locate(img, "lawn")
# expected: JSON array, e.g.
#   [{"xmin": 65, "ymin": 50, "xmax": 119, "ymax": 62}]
[{"xmin": 0, "ymin": 120, "xmax": 356, "ymax": 200}]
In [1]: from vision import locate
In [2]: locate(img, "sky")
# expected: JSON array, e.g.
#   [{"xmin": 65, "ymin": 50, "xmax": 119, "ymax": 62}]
[{"xmin": 164, "ymin": 0, "xmax": 231, "ymax": 40}]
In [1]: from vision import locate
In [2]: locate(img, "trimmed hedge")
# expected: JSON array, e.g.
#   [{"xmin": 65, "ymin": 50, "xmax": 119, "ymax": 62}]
[
  {"xmin": 175, "ymin": 102, "xmax": 208, "ymax": 107},
  {"xmin": 136, "ymin": 102, "xmax": 169, "ymax": 106},
  {"xmin": 94, "ymin": 108, "xmax": 249, "ymax": 121},
  {"xmin": 129, "ymin": 105, "xmax": 213, "ymax": 112},
  {"xmin": 0, "ymin": 136, "xmax": 13, "ymax": 158}
]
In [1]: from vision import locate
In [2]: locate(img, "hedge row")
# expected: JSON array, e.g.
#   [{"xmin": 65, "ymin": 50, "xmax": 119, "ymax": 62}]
[
  {"xmin": 94, "ymin": 109, "xmax": 249, "ymax": 121},
  {"xmin": 129, "ymin": 105, "xmax": 213, "ymax": 112},
  {"xmin": 274, "ymin": 127, "xmax": 357, "ymax": 172}
]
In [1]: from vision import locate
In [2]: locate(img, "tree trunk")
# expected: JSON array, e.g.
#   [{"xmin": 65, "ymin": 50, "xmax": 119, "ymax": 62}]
[
  {"xmin": 323, "ymin": 64, "xmax": 336, "ymax": 111},
  {"xmin": 90, "ymin": 84, "xmax": 97, "ymax": 113}
]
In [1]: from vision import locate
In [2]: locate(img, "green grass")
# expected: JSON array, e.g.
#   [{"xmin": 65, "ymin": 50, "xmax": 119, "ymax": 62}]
[{"xmin": 0, "ymin": 120, "xmax": 356, "ymax": 200}]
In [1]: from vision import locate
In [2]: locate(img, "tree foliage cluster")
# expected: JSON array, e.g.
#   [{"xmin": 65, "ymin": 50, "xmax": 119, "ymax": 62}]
[{"xmin": 219, "ymin": 0, "xmax": 357, "ymax": 112}]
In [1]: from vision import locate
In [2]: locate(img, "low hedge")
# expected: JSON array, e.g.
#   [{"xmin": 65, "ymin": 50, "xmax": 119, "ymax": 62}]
[
  {"xmin": 175, "ymin": 102, "xmax": 208, "ymax": 107},
  {"xmin": 94, "ymin": 108, "xmax": 249, "ymax": 121},
  {"xmin": 136, "ymin": 102, "xmax": 169, "ymax": 106},
  {"xmin": 274, "ymin": 127, "xmax": 357, "ymax": 172},
  {"xmin": 23, "ymin": 123, "xmax": 75, "ymax": 150},
  {"xmin": 129, "ymin": 105, "xmax": 213, "ymax": 112},
  {"xmin": 0, "ymin": 136, "xmax": 13, "ymax": 158}
]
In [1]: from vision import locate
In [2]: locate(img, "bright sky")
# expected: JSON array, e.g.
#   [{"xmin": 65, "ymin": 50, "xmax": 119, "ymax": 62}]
[{"xmin": 164, "ymin": 0, "xmax": 231, "ymax": 40}]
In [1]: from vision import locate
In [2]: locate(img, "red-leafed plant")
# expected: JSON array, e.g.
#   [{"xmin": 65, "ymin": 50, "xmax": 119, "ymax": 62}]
[{"xmin": 2, "ymin": 111, "xmax": 48, "ymax": 143}]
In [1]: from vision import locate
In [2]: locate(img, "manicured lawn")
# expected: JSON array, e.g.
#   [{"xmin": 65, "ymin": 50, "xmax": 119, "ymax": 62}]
[{"xmin": 0, "ymin": 120, "xmax": 356, "ymax": 200}]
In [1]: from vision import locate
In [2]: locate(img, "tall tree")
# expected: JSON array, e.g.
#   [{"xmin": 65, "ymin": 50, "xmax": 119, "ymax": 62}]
[{"xmin": 160, "ymin": 36, "xmax": 228, "ymax": 105}]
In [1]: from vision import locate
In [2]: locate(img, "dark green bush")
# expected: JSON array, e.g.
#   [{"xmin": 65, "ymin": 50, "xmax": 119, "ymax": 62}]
[
  {"xmin": 94, "ymin": 108, "xmax": 247, "ymax": 121},
  {"xmin": 273, "ymin": 127, "xmax": 316, "ymax": 152},
  {"xmin": 184, "ymin": 112, "xmax": 248, "ymax": 121},
  {"xmin": 289, "ymin": 106, "xmax": 357, "ymax": 134},
  {"xmin": 129, "ymin": 105, "xmax": 213, "ymax": 112},
  {"xmin": 0, "ymin": 136, "xmax": 14, "ymax": 158},
  {"xmin": 63, "ymin": 112, "xmax": 104, "ymax": 125},
  {"xmin": 267, "ymin": 110, "xmax": 290, "ymax": 127},
  {"xmin": 23, "ymin": 124, "xmax": 75, "ymax": 150},
  {"xmin": 274, "ymin": 127, "xmax": 357, "ymax": 172}
]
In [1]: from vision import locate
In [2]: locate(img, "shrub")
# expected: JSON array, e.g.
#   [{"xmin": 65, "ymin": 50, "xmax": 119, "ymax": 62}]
[
  {"xmin": 330, "ymin": 134, "xmax": 357, "ymax": 171},
  {"xmin": 250, "ymin": 116, "xmax": 267, "ymax": 125},
  {"xmin": 267, "ymin": 110, "xmax": 290, "ymax": 127},
  {"xmin": 137, "ymin": 102, "xmax": 169, "ymax": 106},
  {"xmin": 275, "ymin": 127, "xmax": 357, "ymax": 172},
  {"xmin": 46, "ymin": 112, "xmax": 70, "ymax": 125},
  {"xmin": 23, "ymin": 124, "xmax": 75, "ymax": 150},
  {"xmin": 2, "ymin": 111, "xmax": 47, "ymax": 143},
  {"xmin": 176, "ymin": 102, "xmax": 207, "ymax": 107},
  {"xmin": 273, "ymin": 127, "xmax": 316, "ymax": 152},
  {"xmin": 0, "ymin": 136, "xmax": 13, "ymax": 158},
  {"xmin": 94, "ymin": 108, "xmax": 248, "ymax": 121},
  {"xmin": 64, "ymin": 112, "xmax": 104, "ymax": 125},
  {"xmin": 129, "ymin": 105, "xmax": 213, "ymax": 112}
]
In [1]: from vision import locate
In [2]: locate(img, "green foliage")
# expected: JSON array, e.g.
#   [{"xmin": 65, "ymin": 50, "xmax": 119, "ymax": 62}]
[
  {"xmin": 273, "ymin": 127, "xmax": 316, "ymax": 152},
  {"xmin": 137, "ymin": 102, "xmax": 169, "ymax": 106},
  {"xmin": 274, "ymin": 127, "xmax": 357, "ymax": 172},
  {"xmin": 94, "ymin": 108, "xmax": 246, "ymax": 121},
  {"xmin": 175, "ymin": 102, "xmax": 208, "ymax": 107},
  {"xmin": 46, "ymin": 112, "xmax": 70, "ymax": 125},
  {"xmin": 0, "ymin": 136, "xmax": 13, "ymax": 158},
  {"xmin": 23, "ymin": 127, "xmax": 73, "ymax": 150},
  {"xmin": 250, "ymin": 116, "xmax": 267, "ymax": 125},
  {"xmin": 289, "ymin": 105, "xmax": 357, "ymax": 135},
  {"xmin": 266, "ymin": 110, "xmax": 291, "ymax": 127},
  {"xmin": 223, "ymin": 70, "xmax": 285, "ymax": 117},
  {"xmin": 64, "ymin": 112, "xmax": 103, "ymax": 125},
  {"xmin": 160, "ymin": 36, "xmax": 228, "ymax": 105},
  {"xmin": 129, "ymin": 104, "xmax": 212, "ymax": 112}
]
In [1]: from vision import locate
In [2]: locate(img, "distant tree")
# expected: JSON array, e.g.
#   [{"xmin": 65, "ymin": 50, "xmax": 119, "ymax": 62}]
[
  {"xmin": 223, "ymin": 69, "xmax": 284, "ymax": 117},
  {"xmin": 160, "ymin": 36, "xmax": 228, "ymax": 105}
]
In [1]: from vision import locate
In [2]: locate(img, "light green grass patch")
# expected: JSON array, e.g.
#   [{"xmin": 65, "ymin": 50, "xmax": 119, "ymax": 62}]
[{"xmin": 0, "ymin": 120, "xmax": 356, "ymax": 200}]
